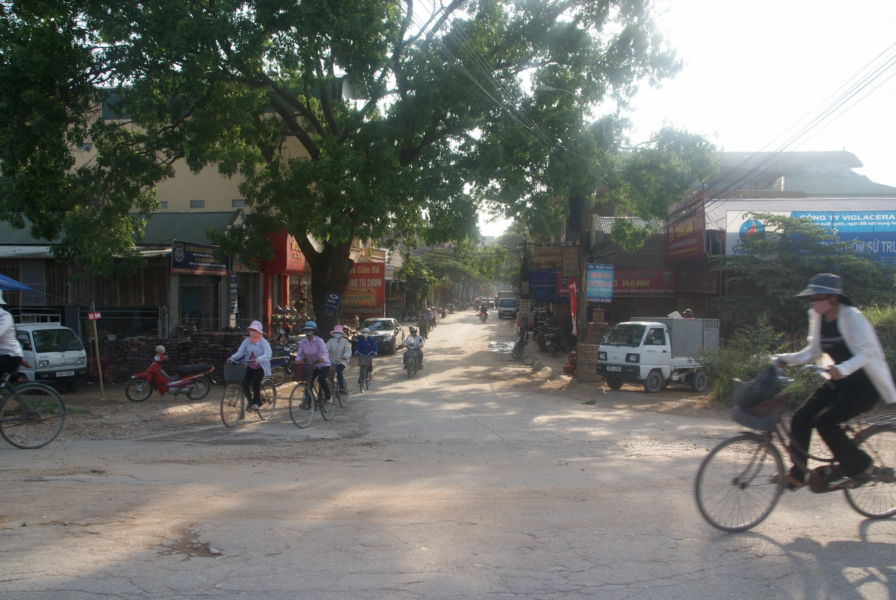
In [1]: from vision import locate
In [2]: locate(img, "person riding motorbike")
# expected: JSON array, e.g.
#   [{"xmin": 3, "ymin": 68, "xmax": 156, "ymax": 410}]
[
  {"xmin": 402, "ymin": 326, "xmax": 425, "ymax": 370},
  {"xmin": 295, "ymin": 320, "xmax": 331, "ymax": 408},
  {"xmin": 326, "ymin": 324, "xmax": 352, "ymax": 394},
  {"xmin": 228, "ymin": 320, "xmax": 272, "ymax": 410}
]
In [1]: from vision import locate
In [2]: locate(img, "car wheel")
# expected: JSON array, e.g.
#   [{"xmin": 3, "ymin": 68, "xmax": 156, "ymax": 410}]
[{"xmin": 643, "ymin": 369, "xmax": 664, "ymax": 393}]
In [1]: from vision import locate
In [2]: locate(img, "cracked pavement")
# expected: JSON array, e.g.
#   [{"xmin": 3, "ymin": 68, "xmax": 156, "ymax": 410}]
[{"xmin": 1, "ymin": 310, "xmax": 894, "ymax": 599}]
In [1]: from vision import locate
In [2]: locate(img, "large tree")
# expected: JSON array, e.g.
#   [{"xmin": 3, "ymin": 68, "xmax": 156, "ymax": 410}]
[{"xmin": 1, "ymin": 0, "xmax": 687, "ymax": 332}]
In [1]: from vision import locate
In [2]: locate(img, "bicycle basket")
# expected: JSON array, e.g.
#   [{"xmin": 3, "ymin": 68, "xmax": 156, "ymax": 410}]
[
  {"xmin": 730, "ymin": 368, "xmax": 786, "ymax": 431},
  {"xmin": 223, "ymin": 363, "xmax": 247, "ymax": 383}
]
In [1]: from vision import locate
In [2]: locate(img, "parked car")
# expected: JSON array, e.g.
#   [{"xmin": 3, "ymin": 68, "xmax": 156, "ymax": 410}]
[
  {"xmin": 15, "ymin": 322, "xmax": 88, "ymax": 392},
  {"xmin": 353, "ymin": 317, "xmax": 404, "ymax": 354},
  {"xmin": 496, "ymin": 297, "xmax": 520, "ymax": 319}
]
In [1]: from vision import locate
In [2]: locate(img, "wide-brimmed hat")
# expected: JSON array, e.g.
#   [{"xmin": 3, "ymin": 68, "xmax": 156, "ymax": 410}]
[
  {"xmin": 331, "ymin": 325, "xmax": 344, "ymax": 334},
  {"xmin": 795, "ymin": 273, "xmax": 852, "ymax": 305},
  {"xmin": 248, "ymin": 320, "xmax": 264, "ymax": 333}
]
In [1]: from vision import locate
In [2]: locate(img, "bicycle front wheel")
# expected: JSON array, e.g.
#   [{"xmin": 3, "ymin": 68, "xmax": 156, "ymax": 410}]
[
  {"xmin": 257, "ymin": 379, "xmax": 277, "ymax": 421},
  {"xmin": 220, "ymin": 384, "xmax": 244, "ymax": 428},
  {"xmin": 319, "ymin": 386, "xmax": 336, "ymax": 421},
  {"xmin": 289, "ymin": 383, "xmax": 314, "ymax": 428},
  {"xmin": 330, "ymin": 377, "xmax": 344, "ymax": 409},
  {"xmin": 0, "ymin": 383, "xmax": 66, "ymax": 449},
  {"xmin": 845, "ymin": 425, "xmax": 896, "ymax": 518},
  {"xmin": 694, "ymin": 433, "xmax": 784, "ymax": 532}
]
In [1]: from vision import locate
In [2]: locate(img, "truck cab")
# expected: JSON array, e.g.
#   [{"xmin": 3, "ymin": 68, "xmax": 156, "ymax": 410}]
[
  {"xmin": 596, "ymin": 318, "xmax": 717, "ymax": 393},
  {"xmin": 13, "ymin": 312, "xmax": 88, "ymax": 391}
]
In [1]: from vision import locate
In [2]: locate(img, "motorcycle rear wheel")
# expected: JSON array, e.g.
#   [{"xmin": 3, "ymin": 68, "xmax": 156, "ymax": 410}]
[
  {"xmin": 187, "ymin": 377, "xmax": 212, "ymax": 400},
  {"xmin": 125, "ymin": 379, "xmax": 153, "ymax": 402}
]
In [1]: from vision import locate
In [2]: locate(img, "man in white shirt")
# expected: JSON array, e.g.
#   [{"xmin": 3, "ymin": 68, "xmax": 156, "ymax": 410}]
[
  {"xmin": 402, "ymin": 326, "xmax": 425, "ymax": 370},
  {"xmin": 0, "ymin": 290, "xmax": 24, "ymax": 382}
]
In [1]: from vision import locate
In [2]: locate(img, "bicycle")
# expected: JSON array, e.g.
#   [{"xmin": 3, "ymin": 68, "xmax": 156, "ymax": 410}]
[
  {"xmin": 356, "ymin": 353, "xmax": 374, "ymax": 392},
  {"xmin": 0, "ymin": 373, "xmax": 66, "ymax": 449},
  {"xmin": 695, "ymin": 367, "xmax": 896, "ymax": 532},
  {"xmin": 288, "ymin": 364, "xmax": 335, "ymax": 428},
  {"xmin": 328, "ymin": 367, "xmax": 347, "ymax": 409},
  {"xmin": 219, "ymin": 362, "xmax": 277, "ymax": 428}
]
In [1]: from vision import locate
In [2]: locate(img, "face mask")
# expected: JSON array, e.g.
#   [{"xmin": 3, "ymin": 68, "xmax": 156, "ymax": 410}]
[
  {"xmin": 811, "ymin": 300, "xmax": 833, "ymax": 315},
  {"xmin": 363, "ymin": 333, "xmax": 369, "ymax": 338},
  {"xmin": 333, "ymin": 333, "xmax": 342, "ymax": 339},
  {"xmin": 305, "ymin": 331, "xmax": 314, "ymax": 338}
]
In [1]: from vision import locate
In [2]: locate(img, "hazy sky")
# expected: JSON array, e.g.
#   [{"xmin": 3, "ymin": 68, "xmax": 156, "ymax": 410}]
[{"xmin": 479, "ymin": 0, "xmax": 896, "ymax": 236}]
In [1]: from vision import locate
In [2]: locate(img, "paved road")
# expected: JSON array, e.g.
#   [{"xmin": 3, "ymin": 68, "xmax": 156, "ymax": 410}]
[{"xmin": 1, "ymin": 310, "xmax": 894, "ymax": 599}]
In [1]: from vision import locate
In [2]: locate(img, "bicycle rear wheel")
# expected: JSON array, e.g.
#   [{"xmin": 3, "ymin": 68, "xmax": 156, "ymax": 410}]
[
  {"xmin": 256, "ymin": 378, "xmax": 277, "ymax": 420},
  {"xmin": 694, "ymin": 433, "xmax": 785, "ymax": 532},
  {"xmin": 220, "ymin": 384, "xmax": 244, "ymax": 428},
  {"xmin": 330, "ymin": 376, "xmax": 344, "ymax": 409},
  {"xmin": 0, "ymin": 383, "xmax": 66, "ymax": 449},
  {"xmin": 289, "ymin": 383, "xmax": 314, "ymax": 428},
  {"xmin": 319, "ymin": 385, "xmax": 336, "ymax": 421},
  {"xmin": 845, "ymin": 425, "xmax": 896, "ymax": 518}
]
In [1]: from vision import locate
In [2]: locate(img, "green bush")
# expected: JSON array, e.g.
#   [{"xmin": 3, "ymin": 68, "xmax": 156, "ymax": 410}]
[
  {"xmin": 863, "ymin": 305, "xmax": 896, "ymax": 368},
  {"xmin": 701, "ymin": 315, "xmax": 782, "ymax": 405}
]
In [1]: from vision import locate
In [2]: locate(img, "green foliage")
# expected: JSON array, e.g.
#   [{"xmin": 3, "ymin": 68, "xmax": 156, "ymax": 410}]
[
  {"xmin": 863, "ymin": 305, "xmax": 896, "ymax": 370},
  {"xmin": 712, "ymin": 213, "xmax": 896, "ymax": 332},
  {"xmin": 700, "ymin": 316, "xmax": 782, "ymax": 404}
]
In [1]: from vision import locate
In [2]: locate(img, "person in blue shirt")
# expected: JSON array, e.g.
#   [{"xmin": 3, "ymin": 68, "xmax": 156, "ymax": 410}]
[
  {"xmin": 354, "ymin": 327, "xmax": 378, "ymax": 385},
  {"xmin": 228, "ymin": 320, "xmax": 272, "ymax": 410}
]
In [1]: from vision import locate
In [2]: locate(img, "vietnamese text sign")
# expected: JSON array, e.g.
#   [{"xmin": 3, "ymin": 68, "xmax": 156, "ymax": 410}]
[
  {"xmin": 529, "ymin": 269, "xmax": 558, "ymax": 303},
  {"xmin": 342, "ymin": 262, "xmax": 385, "ymax": 316},
  {"xmin": 792, "ymin": 211, "xmax": 896, "ymax": 262},
  {"xmin": 613, "ymin": 269, "xmax": 675, "ymax": 296},
  {"xmin": 585, "ymin": 264, "xmax": 614, "ymax": 303},
  {"xmin": 665, "ymin": 206, "xmax": 705, "ymax": 262},
  {"xmin": 171, "ymin": 240, "xmax": 228, "ymax": 276}
]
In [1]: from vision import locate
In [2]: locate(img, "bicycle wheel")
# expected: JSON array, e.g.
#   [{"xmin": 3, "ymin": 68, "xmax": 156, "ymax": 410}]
[
  {"xmin": 187, "ymin": 377, "xmax": 212, "ymax": 400},
  {"xmin": 289, "ymin": 383, "xmax": 314, "ymax": 428},
  {"xmin": 257, "ymin": 379, "xmax": 277, "ymax": 421},
  {"xmin": 694, "ymin": 433, "xmax": 785, "ymax": 532},
  {"xmin": 845, "ymin": 425, "xmax": 896, "ymax": 518},
  {"xmin": 0, "ymin": 383, "xmax": 66, "ymax": 449},
  {"xmin": 125, "ymin": 378, "xmax": 153, "ymax": 402},
  {"xmin": 220, "ymin": 384, "xmax": 244, "ymax": 428},
  {"xmin": 330, "ymin": 377, "xmax": 345, "ymax": 409},
  {"xmin": 319, "ymin": 384, "xmax": 336, "ymax": 421}
]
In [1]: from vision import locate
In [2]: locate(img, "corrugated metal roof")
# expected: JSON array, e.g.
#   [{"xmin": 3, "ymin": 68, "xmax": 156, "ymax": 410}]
[{"xmin": 0, "ymin": 211, "xmax": 242, "ymax": 247}]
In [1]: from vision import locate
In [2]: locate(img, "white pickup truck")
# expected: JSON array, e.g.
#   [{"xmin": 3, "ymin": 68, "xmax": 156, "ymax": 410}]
[{"xmin": 596, "ymin": 317, "xmax": 719, "ymax": 393}]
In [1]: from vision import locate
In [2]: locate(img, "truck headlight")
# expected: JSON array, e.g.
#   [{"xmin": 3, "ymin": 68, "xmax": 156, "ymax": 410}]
[
  {"xmin": 625, "ymin": 353, "xmax": 640, "ymax": 363},
  {"xmin": 37, "ymin": 359, "xmax": 49, "ymax": 368},
  {"xmin": 598, "ymin": 351, "xmax": 607, "ymax": 361},
  {"xmin": 77, "ymin": 356, "xmax": 86, "ymax": 365}
]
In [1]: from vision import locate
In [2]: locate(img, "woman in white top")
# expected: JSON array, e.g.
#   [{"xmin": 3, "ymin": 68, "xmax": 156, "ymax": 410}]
[
  {"xmin": 326, "ymin": 325, "xmax": 352, "ymax": 393},
  {"xmin": 228, "ymin": 320, "xmax": 272, "ymax": 410}
]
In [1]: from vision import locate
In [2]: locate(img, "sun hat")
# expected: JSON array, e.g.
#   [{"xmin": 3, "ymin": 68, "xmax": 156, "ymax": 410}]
[
  {"xmin": 248, "ymin": 320, "xmax": 264, "ymax": 333},
  {"xmin": 331, "ymin": 324, "xmax": 344, "ymax": 334},
  {"xmin": 795, "ymin": 273, "xmax": 853, "ymax": 305}
]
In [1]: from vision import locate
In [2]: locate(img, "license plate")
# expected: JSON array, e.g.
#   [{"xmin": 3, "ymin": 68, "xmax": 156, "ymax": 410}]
[
  {"xmin": 606, "ymin": 366, "xmax": 622, "ymax": 372},
  {"xmin": 57, "ymin": 371, "xmax": 74, "ymax": 377}
]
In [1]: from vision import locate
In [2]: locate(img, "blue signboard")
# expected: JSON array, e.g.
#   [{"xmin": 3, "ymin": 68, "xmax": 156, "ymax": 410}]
[
  {"xmin": 791, "ymin": 211, "xmax": 896, "ymax": 262},
  {"xmin": 324, "ymin": 291, "xmax": 342, "ymax": 317},
  {"xmin": 585, "ymin": 264, "xmax": 614, "ymax": 303},
  {"xmin": 529, "ymin": 269, "xmax": 558, "ymax": 302}
]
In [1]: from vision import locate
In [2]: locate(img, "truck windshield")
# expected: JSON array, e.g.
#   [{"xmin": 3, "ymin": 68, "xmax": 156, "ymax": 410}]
[
  {"xmin": 602, "ymin": 324, "xmax": 645, "ymax": 347},
  {"xmin": 33, "ymin": 329, "xmax": 84, "ymax": 353}
]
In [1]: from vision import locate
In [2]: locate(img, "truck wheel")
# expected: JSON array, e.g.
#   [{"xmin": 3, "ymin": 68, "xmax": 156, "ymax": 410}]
[
  {"xmin": 606, "ymin": 376, "xmax": 624, "ymax": 390},
  {"xmin": 690, "ymin": 370, "xmax": 710, "ymax": 393},
  {"xmin": 643, "ymin": 370, "xmax": 664, "ymax": 393}
]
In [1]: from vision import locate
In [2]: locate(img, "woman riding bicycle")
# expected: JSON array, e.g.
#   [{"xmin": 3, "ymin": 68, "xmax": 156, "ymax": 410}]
[
  {"xmin": 326, "ymin": 324, "xmax": 352, "ymax": 394},
  {"xmin": 774, "ymin": 273, "xmax": 896, "ymax": 489},
  {"xmin": 295, "ymin": 321, "xmax": 331, "ymax": 408},
  {"xmin": 228, "ymin": 320, "xmax": 272, "ymax": 411},
  {"xmin": 0, "ymin": 291, "xmax": 23, "ymax": 383}
]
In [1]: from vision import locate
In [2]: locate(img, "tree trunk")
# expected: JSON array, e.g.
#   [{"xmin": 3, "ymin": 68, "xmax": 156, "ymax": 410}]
[{"xmin": 296, "ymin": 237, "xmax": 354, "ymax": 340}]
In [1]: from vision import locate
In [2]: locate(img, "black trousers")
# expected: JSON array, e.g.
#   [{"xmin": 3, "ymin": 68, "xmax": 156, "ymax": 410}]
[
  {"xmin": 0, "ymin": 355, "xmax": 22, "ymax": 383},
  {"xmin": 241, "ymin": 367, "xmax": 264, "ymax": 405},
  {"xmin": 303, "ymin": 365, "xmax": 331, "ymax": 399},
  {"xmin": 789, "ymin": 381, "xmax": 878, "ymax": 479}
]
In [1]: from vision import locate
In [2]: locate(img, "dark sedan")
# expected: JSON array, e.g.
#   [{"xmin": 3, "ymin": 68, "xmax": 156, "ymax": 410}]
[{"xmin": 354, "ymin": 317, "xmax": 404, "ymax": 354}]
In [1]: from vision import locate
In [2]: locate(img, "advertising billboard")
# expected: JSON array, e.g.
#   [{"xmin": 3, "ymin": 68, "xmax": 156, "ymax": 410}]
[{"xmin": 341, "ymin": 262, "xmax": 385, "ymax": 317}]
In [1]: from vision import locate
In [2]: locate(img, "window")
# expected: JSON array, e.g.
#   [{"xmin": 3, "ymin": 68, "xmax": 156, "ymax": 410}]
[
  {"xmin": 646, "ymin": 328, "xmax": 666, "ymax": 346},
  {"xmin": 232, "ymin": 198, "xmax": 246, "ymax": 208},
  {"xmin": 16, "ymin": 332, "xmax": 31, "ymax": 351},
  {"xmin": 190, "ymin": 199, "xmax": 205, "ymax": 209}
]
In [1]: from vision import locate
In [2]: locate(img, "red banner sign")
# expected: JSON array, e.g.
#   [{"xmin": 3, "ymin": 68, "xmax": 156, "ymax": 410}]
[
  {"xmin": 265, "ymin": 232, "xmax": 308, "ymax": 275},
  {"xmin": 342, "ymin": 262, "xmax": 385, "ymax": 317},
  {"xmin": 664, "ymin": 206, "xmax": 705, "ymax": 262},
  {"xmin": 614, "ymin": 270, "xmax": 675, "ymax": 296}
]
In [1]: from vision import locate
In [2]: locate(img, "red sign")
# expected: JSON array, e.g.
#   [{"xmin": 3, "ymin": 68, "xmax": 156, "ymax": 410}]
[
  {"xmin": 88, "ymin": 312, "xmax": 102, "ymax": 320},
  {"xmin": 568, "ymin": 280, "xmax": 578, "ymax": 336},
  {"xmin": 613, "ymin": 270, "xmax": 675, "ymax": 296},
  {"xmin": 265, "ymin": 232, "xmax": 308, "ymax": 275},
  {"xmin": 664, "ymin": 205, "xmax": 705, "ymax": 262},
  {"xmin": 342, "ymin": 262, "xmax": 385, "ymax": 317}
]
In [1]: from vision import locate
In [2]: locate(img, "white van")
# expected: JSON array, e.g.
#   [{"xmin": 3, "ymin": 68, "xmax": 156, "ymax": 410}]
[{"xmin": 14, "ymin": 321, "xmax": 88, "ymax": 391}]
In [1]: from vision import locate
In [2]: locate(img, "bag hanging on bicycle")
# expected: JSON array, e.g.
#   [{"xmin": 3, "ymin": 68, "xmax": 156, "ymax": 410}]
[{"xmin": 730, "ymin": 365, "xmax": 786, "ymax": 431}]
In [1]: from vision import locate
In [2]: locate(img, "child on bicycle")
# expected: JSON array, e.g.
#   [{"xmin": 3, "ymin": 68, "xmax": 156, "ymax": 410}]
[
  {"xmin": 774, "ymin": 273, "xmax": 896, "ymax": 489},
  {"xmin": 295, "ymin": 320, "xmax": 331, "ymax": 408},
  {"xmin": 228, "ymin": 320, "xmax": 272, "ymax": 410},
  {"xmin": 326, "ymin": 325, "xmax": 352, "ymax": 394}
]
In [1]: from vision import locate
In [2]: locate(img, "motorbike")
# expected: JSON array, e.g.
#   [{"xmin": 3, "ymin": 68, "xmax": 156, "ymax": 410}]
[
  {"xmin": 438, "ymin": 307, "xmax": 447, "ymax": 318},
  {"xmin": 543, "ymin": 328, "xmax": 568, "ymax": 357},
  {"xmin": 270, "ymin": 344, "xmax": 296, "ymax": 386},
  {"xmin": 479, "ymin": 308, "xmax": 488, "ymax": 323},
  {"xmin": 403, "ymin": 344, "xmax": 423, "ymax": 378},
  {"xmin": 447, "ymin": 303, "xmax": 455, "ymax": 313},
  {"xmin": 512, "ymin": 324, "xmax": 529, "ymax": 360},
  {"xmin": 125, "ymin": 359, "xmax": 215, "ymax": 402}
]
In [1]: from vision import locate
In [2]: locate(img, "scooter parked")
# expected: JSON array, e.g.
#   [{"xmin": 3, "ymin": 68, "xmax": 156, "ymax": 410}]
[
  {"xmin": 125, "ymin": 346, "xmax": 215, "ymax": 402},
  {"xmin": 270, "ymin": 344, "xmax": 296, "ymax": 386},
  {"xmin": 512, "ymin": 324, "xmax": 529, "ymax": 360}
]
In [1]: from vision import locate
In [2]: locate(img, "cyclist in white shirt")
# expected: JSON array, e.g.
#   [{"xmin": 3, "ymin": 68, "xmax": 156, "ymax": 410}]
[
  {"xmin": 0, "ymin": 290, "xmax": 24, "ymax": 382},
  {"xmin": 326, "ymin": 325, "xmax": 352, "ymax": 393}
]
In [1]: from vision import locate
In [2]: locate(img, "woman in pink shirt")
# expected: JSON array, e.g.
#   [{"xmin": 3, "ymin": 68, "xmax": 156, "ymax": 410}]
[{"xmin": 294, "ymin": 320, "xmax": 331, "ymax": 407}]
